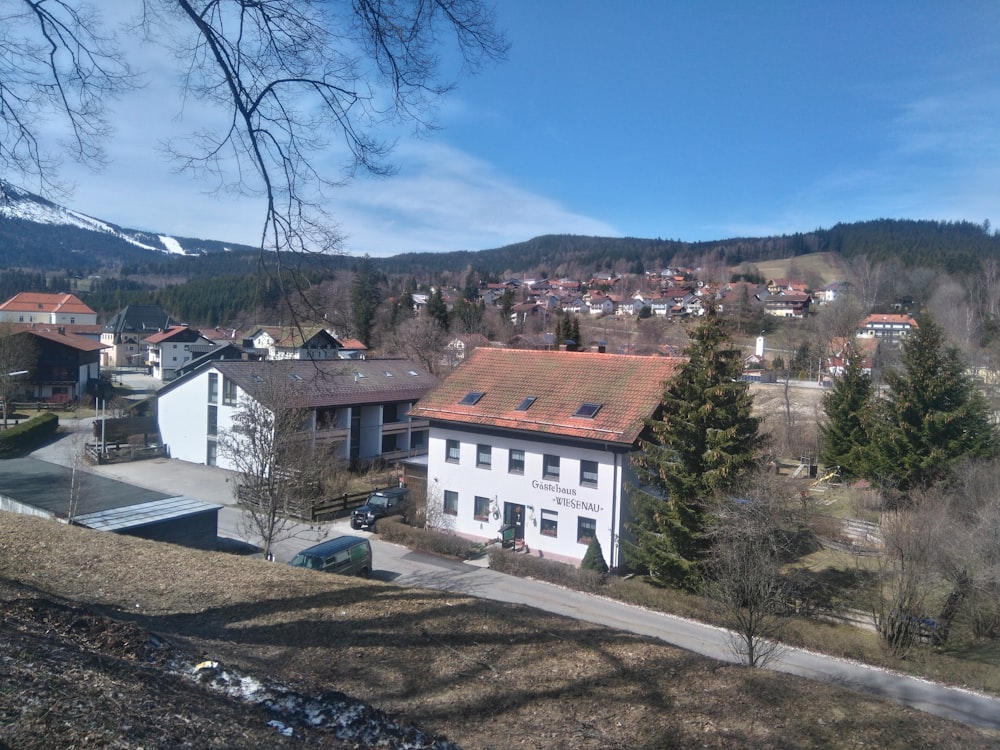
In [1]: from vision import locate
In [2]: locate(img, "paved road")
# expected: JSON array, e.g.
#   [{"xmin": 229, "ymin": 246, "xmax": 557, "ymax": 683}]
[{"xmin": 26, "ymin": 429, "xmax": 1000, "ymax": 732}]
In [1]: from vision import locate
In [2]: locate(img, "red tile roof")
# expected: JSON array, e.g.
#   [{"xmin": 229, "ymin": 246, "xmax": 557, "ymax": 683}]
[
  {"xmin": 410, "ymin": 348, "xmax": 684, "ymax": 445},
  {"xmin": 21, "ymin": 328, "xmax": 107, "ymax": 352},
  {"xmin": 0, "ymin": 292, "xmax": 96, "ymax": 315},
  {"xmin": 142, "ymin": 325, "xmax": 192, "ymax": 344}
]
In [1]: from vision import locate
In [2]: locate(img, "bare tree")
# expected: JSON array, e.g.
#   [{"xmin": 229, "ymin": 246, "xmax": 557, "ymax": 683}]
[
  {"xmin": 703, "ymin": 490, "xmax": 793, "ymax": 668},
  {"xmin": 866, "ymin": 499, "xmax": 938, "ymax": 657},
  {"xmin": 4, "ymin": 1, "xmax": 507, "ymax": 313},
  {"xmin": 385, "ymin": 315, "xmax": 449, "ymax": 375},
  {"xmin": 217, "ymin": 372, "xmax": 336, "ymax": 558}
]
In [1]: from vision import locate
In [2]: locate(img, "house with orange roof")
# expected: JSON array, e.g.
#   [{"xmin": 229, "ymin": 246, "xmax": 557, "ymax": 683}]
[
  {"xmin": 0, "ymin": 292, "xmax": 98, "ymax": 326},
  {"xmin": 857, "ymin": 313, "xmax": 918, "ymax": 342},
  {"xmin": 409, "ymin": 348, "xmax": 684, "ymax": 568}
]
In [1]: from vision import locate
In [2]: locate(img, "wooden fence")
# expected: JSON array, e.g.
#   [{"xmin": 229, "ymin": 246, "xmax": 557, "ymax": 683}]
[{"xmin": 237, "ymin": 486, "xmax": 389, "ymax": 523}]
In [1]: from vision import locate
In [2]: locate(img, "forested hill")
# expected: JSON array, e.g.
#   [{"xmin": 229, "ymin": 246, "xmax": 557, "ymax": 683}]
[{"xmin": 378, "ymin": 219, "xmax": 1000, "ymax": 279}]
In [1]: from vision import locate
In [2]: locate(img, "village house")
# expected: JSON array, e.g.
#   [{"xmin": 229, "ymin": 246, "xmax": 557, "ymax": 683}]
[
  {"xmin": 409, "ymin": 348, "xmax": 684, "ymax": 568},
  {"xmin": 101, "ymin": 305, "xmax": 176, "ymax": 368},
  {"xmin": 857, "ymin": 313, "xmax": 919, "ymax": 342},
  {"xmin": 157, "ymin": 358, "xmax": 438, "ymax": 469},
  {"xmin": 763, "ymin": 291, "xmax": 812, "ymax": 318},
  {"xmin": 4, "ymin": 327, "xmax": 107, "ymax": 403},
  {"xmin": 143, "ymin": 326, "xmax": 218, "ymax": 381},
  {"xmin": 0, "ymin": 292, "xmax": 98, "ymax": 326}
]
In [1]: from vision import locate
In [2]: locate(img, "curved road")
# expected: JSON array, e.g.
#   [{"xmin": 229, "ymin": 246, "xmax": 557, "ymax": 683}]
[{"xmin": 27, "ymin": 431, "xmax": 1000, "ymax": 732}]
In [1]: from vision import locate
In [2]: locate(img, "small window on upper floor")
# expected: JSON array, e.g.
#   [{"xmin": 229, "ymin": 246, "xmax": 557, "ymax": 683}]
[
  {"xmin": 459, "ymin": 391, "xmax": 485, "ymax": 405},
  {"xmin": 543, "ymin": 454, "xmax": 560, "ymax": 481},
  {"xmin": 476, "ymin": 444, "xmax": 492, "ymax": 469}
]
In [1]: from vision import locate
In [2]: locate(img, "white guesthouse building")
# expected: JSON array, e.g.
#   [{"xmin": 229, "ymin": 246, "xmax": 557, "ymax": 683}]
[
  {"xmin": 410, "ymin": 348, "xmax": 682, "ymax": 568},
  {"xmin": 157, "ymin": 358, "xmax": 438, "ymax": 469}
]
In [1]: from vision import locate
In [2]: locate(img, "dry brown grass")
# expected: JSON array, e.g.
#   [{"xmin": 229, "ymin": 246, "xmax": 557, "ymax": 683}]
[{"xmin": 2, "ymin": 513, "xmax": 999, "ymax": 749}]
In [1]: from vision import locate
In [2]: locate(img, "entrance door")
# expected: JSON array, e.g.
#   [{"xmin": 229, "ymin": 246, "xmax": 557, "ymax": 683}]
[{"xmin": 503, "ymin": 502, "xmax": 525, "ymax": 540}]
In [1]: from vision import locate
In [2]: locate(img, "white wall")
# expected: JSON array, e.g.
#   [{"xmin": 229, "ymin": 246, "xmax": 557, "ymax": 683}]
[
  {"xmin": 158, "ymin": 368, "xmax": 238, "ymax": 468},
  {"xmin": 426, "ymin": 426, "xmax": 628, "ymax": 568}
]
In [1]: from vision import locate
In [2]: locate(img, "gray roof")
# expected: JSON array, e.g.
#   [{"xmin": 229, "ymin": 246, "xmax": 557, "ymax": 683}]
[
  {"xmin": 73, "ymin": 496, "xmax": 221, "ymax": 532},
  {"xmin": 103, "ymin": 305, "xmax": 175, "ymax": 334},
  {"xmin": 209, "ymin": 358, "xmax": 439, "ymax": 409},
  {"xmin": 0, "ymin": 457, "xmax": 168, "ymax": 518}
]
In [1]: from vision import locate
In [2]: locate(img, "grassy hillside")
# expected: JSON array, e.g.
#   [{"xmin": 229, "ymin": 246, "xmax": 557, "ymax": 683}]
[{"xmin": 1, "ymin": 512, "xmax": 998, "ymax": 749}]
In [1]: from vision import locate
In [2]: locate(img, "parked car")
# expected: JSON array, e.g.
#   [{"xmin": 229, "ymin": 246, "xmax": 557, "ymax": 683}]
[
  {"xmin": 288, "ymin": 536, "xmax": 372, "ymax": 578},
  {"xmin": 350, "ymin": 487, "xmax": 411, "ymax": 531}
]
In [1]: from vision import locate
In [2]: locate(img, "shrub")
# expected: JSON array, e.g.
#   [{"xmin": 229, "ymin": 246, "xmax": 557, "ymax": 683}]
[
  {"xmin": 581, "ymin": 537, "xmax": 609, "ymax": 574},
  {"xmin": 487, "ymin": 549, "xmax": 606, "ymax": 593},
  {"xmin": 0, "ymin": 413, "xmax": 59, "ymax": 456},
  {"xmin": 376, "ymin": 516, "xmax": 482, "ymax": 558}
]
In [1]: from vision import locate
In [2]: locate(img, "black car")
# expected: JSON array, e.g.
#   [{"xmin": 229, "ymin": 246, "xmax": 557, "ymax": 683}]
[{"xmin": 350, "ymin": 487, "xmax": 411, "ymax": 531}]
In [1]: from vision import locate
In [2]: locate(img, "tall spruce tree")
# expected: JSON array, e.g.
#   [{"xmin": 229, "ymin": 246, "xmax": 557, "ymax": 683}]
[
  {"xmin": 350, "ymin": 255, "xmax": 380, "ymax": 347},
  {"xmin": 820, "ymin": 340, "xmax": 873, "ymax": 477},
  {"xmin": 629, "ymin": 309, "xmax": 765, "ymax": 588},
  {"xmin": 860, "ymin": 316, "xmax": 998, "ymax": 495},
  {"xmin": 426, "ymin": 288, "xmax": 450, "ymax": 332}
]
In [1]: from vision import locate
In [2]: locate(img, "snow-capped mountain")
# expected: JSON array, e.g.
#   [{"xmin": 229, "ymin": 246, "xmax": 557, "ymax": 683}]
[{"xmin": 0, "ymin": 181, "xmax": 256, "ymax": 268}]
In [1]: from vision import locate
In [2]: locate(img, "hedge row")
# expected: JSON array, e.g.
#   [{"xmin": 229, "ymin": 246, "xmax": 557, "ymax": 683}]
[
  {"xmin": 0, "ymin": 413, "xmax": 59, "ymax": 456},
  {"xmin": 375, "ymin": 516, "xmax": 486, "ymax": 559}
]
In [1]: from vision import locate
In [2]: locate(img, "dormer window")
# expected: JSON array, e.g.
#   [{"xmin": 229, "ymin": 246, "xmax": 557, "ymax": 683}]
[
  {"xmin": 459, "ymin": 391, "xmax": 485, "ymax": 406},
  {"xmin": 573, "ymin": 402, "xmax": 602, "ymax": 418}
]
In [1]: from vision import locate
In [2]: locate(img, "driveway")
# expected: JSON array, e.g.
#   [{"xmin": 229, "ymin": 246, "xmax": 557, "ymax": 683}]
[{"xmin": 26, "ymin": 430, "xmax": 1000, "ymax": 732}]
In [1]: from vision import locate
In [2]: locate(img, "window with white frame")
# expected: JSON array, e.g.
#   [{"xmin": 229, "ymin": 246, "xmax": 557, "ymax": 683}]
[
  {"xmin": 208, "ymin": 372, "xmax": 219, "ymax": 403},
  {"xmin": 540, "ymin": 509, "xmax": 558, "ymax": 537},
  {"xmin": 508, "ymin": 448, "xmax": 525, "ymax": 474},
  {"xmin": 446, "ymin": 439, "xmax": 460, "ymax": 463},
  {"xmin": 577, "ymin": 516, "xmax": 597, "ymax": 544},
  {"xmin": 580, "ymin": 459, "xmax": 599, "ymax": 488},
  {"xmin": 473, "ymin": 496, "xmax": 490, "ymax": 521},
  {"xmin": 222, "ymin": 376, "xmax": 238, "ymax": 405},
  {"xmin": 476, "ymin": 444, "xmax": 492, "ymax": 469},
  {"xmin": 543, "ymin": 454, "xmax": 560, "ymax": 481},
  {"xmin": 443, "ymin": 490, "xmax": 458, "ymax": 515}
]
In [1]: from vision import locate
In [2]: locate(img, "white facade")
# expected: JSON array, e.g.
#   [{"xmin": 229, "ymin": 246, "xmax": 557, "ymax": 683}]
[
  {"xmin": 427, "ymin": 426, "xmax": 634, "ymax": 568},
  {"xmin": 158, "ymin": 368, "xmax": 238, "ymax": 467},
  {"xmin": 158, "ymin": 362, "xmax": 433, "ymax": 469}
]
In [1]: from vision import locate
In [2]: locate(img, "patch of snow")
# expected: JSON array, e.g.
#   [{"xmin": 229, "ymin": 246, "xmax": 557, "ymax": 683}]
[
  {"xmin": 184, "ymin": 658, "xmax": 462, "ymax": 749},
  {"xmin": 158, "ymin": 235, "xmax": 187, "ymax": 255}
]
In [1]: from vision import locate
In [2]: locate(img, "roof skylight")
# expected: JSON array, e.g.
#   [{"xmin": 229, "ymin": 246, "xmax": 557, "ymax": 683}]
[
  {"xmin": 573, "ymin": 402, "xmax": 603, "ymax": 418},
  {"xmin": 515, "ymin": 396, "xmax": 537, "ymax": 411},
  {"xmin": 459, "ymin": 391, "xmax": 485, "ymax": 405}
]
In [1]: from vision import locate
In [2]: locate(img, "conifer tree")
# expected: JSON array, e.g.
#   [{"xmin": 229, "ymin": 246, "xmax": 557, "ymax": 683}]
[
  {"xmin": 581, "ymin": 537, "xmax": 609, "ymax": 574},
  {"xmin": 861, "ymin": 316, "xmax": 998, "ymax": 496},
  {"xmin": 820, "ymin": 340, "xmax": 873, "ymax": 477},
  {"xmin": 629, "ymin": 309, "xmax": 765, "ymax": 589},
  {"xmin": 426, "ymin": 288, "xmax": 450, "ymax": 332}
]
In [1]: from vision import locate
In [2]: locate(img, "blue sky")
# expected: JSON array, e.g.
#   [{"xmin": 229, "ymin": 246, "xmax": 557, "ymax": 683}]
[{"xmin": 52, "ymin": 1, "xmax": 1000, "ymax": 256}]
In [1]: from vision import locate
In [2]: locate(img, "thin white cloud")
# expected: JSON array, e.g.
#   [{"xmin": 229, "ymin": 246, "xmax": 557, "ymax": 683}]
[{"xmin": 333, "ymin": 141, "xmax": 619, "ymax": 255}]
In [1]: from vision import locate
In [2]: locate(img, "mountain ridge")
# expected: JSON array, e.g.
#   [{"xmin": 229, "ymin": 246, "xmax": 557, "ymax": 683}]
[{"xmin": 3, "ymin": 180, "xmax": 1000, "ymax": 281}]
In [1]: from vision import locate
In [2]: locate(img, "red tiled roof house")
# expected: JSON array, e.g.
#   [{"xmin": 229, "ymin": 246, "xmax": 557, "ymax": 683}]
[{"xmin": 409, "ymin": 348, "xmax": 683, "ymax": 568}]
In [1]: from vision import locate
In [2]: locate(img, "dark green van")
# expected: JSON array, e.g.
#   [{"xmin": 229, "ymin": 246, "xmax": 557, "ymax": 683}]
[{"xmin": 289, "ymin": 535, "xmax": 372, "ymax": 578}]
